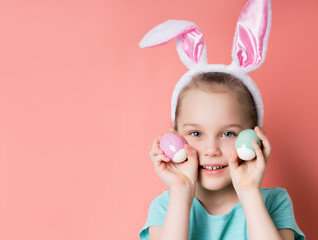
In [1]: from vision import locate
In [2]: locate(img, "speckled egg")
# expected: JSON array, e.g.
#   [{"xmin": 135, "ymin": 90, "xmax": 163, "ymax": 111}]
[
  {"xmin": 159, "ymin": 133, "xmax": 187, "ymax": 163},
  {"xmin": 235, "ymin": 129, "xmax": 262, "ymax": 160}
]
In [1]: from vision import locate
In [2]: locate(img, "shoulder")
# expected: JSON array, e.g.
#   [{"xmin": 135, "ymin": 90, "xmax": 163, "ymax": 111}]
[
  {"xmin": 139, "ymin": 191, "xmax": 170, "ymax": 239},
  {"xmin": 260, "ymin": 187, "xmax": 295, "ymax": 223},
  {"xmin": 260, "ymin": 187, "xmax": 306, "ymax": 239},
  {"xmin": 150, "ymin": 190, "xmax": 170, "ymax": 204},
  {"xmin": 260, "ymin": 187, "xmax": 292, "ymax": 212},
  {"xmin": 260, "ymin": 187, "xmax": 290, "ymax": 204},
  {"xmin": 148, "ymin": 190, "xmax": 170, "ymax": 213},
  {"xmin": 260, "ymin": 186, "xmax": 288, "ymax": 195}
]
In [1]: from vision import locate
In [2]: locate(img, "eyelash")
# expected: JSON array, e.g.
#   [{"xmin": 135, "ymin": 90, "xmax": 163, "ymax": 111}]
[
  {"xmin": 189, "ymin": 131, "xmax": 237, "ymax": 138},
  {"xmin": 222, "ymin": 131, "xmax": 237, "ymax": 138},
  {"xmin": 190, "ymin": 131, "xmax": 202, "ymax": 137}
]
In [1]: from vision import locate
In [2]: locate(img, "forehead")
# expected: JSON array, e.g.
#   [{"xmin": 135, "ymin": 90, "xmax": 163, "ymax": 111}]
[{"xmin": 177, "ymin": 89, "xmax": 246, "ymax": 127}]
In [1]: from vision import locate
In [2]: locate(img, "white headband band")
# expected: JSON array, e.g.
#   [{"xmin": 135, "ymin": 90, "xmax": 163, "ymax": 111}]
[{"xmin": 139, "ymin": 0, "xmax": 272, "ymax": 127}]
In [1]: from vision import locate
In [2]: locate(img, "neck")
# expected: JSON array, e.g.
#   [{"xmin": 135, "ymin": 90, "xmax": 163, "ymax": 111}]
[{"xmin": 195, "ymin": 183, "xmax": 239, "ymax": 215}]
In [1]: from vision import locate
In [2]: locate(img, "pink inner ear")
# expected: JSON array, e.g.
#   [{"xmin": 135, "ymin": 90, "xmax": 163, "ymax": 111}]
[
  {"xmin": 180, "ymin": 27, "xmax": 204, "ymax": 64},
  {"xmin": 235, "ymin": 0, "xmax": 269, "ymax": 68}
]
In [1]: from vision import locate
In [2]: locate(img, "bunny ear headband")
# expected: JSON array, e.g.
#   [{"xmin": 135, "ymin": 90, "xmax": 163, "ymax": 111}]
[{"xmin": 139, "ymin": 0, "xmax": 271, "ymax": 127}]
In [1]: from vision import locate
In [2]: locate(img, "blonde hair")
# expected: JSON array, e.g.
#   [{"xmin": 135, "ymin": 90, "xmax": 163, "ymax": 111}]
[{"xmin": 174, "ymin": 72, "xmax": 258, "ymax": 130}]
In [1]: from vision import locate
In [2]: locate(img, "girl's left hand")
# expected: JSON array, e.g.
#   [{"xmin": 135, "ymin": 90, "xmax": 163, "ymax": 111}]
[{"xmin": 228, "ymin": 126, "xmax": 271, "ymax": 194}]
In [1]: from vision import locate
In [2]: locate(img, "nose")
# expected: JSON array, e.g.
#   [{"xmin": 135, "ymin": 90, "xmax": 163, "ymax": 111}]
[{"xmin": 204, "ymin": 137, "xmax": 221, "ymax": 158}]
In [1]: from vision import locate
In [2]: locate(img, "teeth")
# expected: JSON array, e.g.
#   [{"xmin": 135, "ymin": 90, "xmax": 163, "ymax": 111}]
[{"xmin": 202, "ymin": 166, "xmax": 224, "ymax": 170}]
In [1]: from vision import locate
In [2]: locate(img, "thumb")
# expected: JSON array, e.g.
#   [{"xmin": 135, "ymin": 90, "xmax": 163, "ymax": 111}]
[
  {"xmin": 183, "ymin": 144, "xmax": 198, "ymax": 186},
  {"xmin": 228, "ymin": 151, "xmax": 239, "ymax": 173},
  {"xmin": 184, "ymin": 144, "xmax": 198, "ymax": 165},
  {"xmin": 168, "ymin": 127, "xmax": 177, "ymax": 133}
]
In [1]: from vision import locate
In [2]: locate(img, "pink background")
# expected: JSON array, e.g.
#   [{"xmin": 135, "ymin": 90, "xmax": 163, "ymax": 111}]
[{"xmin": 0, "ymin": 0, "xmax": 317, "ymax": 239}]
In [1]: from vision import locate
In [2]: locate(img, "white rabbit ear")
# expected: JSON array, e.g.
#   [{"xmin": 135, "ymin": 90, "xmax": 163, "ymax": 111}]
[
  {"xmin": 139, "ymin": 20, "xmax": 207, "ymax": 69},
  {"xmin": 231, "ymin": 0, "xmax": 272, "ymax": 72}
]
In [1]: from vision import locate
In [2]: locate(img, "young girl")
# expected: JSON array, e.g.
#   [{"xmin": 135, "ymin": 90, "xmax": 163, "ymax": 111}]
[
  {"xmin": 141, "ymin": 72, "xmax": 304, "ymax": 240},
  {"xmin": 138, "ymin": 1, "xmax": 305, "ymax": 239}
]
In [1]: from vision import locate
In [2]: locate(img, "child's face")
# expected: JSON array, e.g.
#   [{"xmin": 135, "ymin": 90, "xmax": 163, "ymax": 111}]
[{"xmin": 176, "ymin": 88, "xmax": 251, "ymax": 191}]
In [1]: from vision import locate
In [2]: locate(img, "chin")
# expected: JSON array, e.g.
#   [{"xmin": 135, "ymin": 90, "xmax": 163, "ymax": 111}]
[{"xmin": 197, "ymin": 176, "xmax": 233, "ymax": 192}]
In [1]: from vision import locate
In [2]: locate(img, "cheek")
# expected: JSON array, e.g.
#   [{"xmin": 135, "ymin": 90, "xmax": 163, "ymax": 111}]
[
  {"xmin": 221, "ymin": 140, "xmax": 236, "ymax": 155},
  {"xmin": 183, "ymin": 137, "xmax": 202, "ymax": 152}
]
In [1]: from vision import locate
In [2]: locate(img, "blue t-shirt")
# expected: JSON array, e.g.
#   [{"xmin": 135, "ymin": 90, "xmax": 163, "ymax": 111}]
[{"xmin": 140, "ymin": 187, "xmax": 305, "ymax": 239}]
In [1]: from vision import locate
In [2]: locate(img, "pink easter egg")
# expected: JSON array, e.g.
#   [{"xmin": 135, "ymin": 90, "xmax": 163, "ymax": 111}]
[{"xmin": 159, "ymin": 133, "xmax": 187, "ymax": 163}]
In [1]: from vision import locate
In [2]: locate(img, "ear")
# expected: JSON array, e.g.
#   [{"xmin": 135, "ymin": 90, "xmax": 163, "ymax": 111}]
[
  {"xmin": 139, "ymin": 20, "xmax": 207, "ymax": 69},
  {"xmin": 231, "ymin": 0, "xmax": 272, "ymax": 72}
]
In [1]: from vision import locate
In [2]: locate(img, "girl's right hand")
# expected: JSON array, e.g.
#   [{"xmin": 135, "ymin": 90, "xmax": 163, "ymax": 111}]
[{"xmin": 149, "ymin": 129, "xmax": 199, "ymax": 196}]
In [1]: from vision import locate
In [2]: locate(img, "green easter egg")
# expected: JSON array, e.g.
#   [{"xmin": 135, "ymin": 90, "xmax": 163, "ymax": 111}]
[{"xmin": 235, "ymin": 129, "xmax": 261, "ymax": 160}]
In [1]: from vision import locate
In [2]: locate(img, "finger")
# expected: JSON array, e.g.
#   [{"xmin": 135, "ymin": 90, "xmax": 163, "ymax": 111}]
[
  {"xmin": 153, "ymin": 154, "xmax": 170, "ymax": 164},
  {"xmin": 149, "ymin": 148, "xmax": 163, "ymax": 160},
  {"xmin": 154, "ymin": 148, "xmax": 164, "ymax": 155},
  {"xmin": 150, "ymin": 135, "xmax": 163, "ymax": 157},
  {"xmin": 184, "ymin": 144, "xmax": 198, "ymax": 166},
  {"xmin": 179, "ymin": 144, "xmax": 198, "ymax": 185},
  {"xmin": 153, "ymin": 134, "xmax": 162, "ymax": 148},
  {"xmin": 255, "ymin": 126, "xmax": 266, "ymax": 135},
  {"xmin": 228, "ymin": 151, "xmax": 239, "ymax": 172},
  {"xmin": 168, "ymin": 127, "xmax": 177, "ymax": 133},
  {"xmin": 254, "ymin": 126, "xmax": 271, "ymax": 160},
  {"xmin": 149, "ymin": 146, "xmax": 161, "ymax": 156},
  {"xmin": 253, "ymin": 140, "xmax": 266, "ymax": 166},
  {"xmin": 184, "ymin": 144, "xmax": 196, "ymax": 158}
]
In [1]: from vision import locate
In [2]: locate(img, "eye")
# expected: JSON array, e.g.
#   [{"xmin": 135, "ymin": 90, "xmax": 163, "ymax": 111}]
[
  {"xmin": 222, "ymin": 131, "xmax": 236, "ymax": 138},
  {"xmin": 190, "ymin": 131, "xmax": 202, "ymax": 137}
]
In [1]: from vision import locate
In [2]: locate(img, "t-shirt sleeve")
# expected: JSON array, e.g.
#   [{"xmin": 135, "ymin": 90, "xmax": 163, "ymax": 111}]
[
  {"xmin": 139, "ymin": 191, "xmax": 170, "ymax": 240},
  {"xmin": 266, "ymin": 188, "xmax": 305, "ymax": 239}
]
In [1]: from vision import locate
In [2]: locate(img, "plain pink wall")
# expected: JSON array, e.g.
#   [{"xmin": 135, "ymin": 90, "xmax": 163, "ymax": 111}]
[{"xmin": 0, "ymin": 0, "xmax": 317, "ymax": 239}]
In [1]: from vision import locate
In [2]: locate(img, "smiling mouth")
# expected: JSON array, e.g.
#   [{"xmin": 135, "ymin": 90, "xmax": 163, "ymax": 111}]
[{"xmin": 200, "ymin": 165, "xmax": 227, "ymax": 170}]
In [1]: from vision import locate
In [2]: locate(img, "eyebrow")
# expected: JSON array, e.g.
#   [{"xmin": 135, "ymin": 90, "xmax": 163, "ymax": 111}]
[
  {"xmin": 182, "ymin": 123, "xmax": 201, "ymax": 127},
  {"xmin": 182, "ymin": 123, "xmax": 243, "ymax": 129}
]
